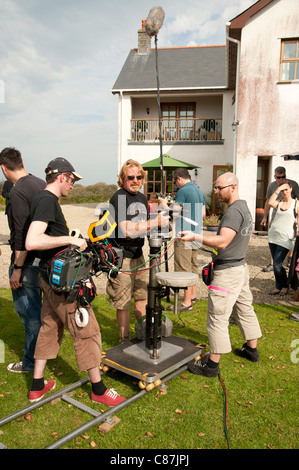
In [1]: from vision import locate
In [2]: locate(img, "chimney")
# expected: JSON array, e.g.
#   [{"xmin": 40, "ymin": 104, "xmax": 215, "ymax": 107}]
[{"xmin": 138, "ymin": 19, "xmax": 151, "ymax": 54}]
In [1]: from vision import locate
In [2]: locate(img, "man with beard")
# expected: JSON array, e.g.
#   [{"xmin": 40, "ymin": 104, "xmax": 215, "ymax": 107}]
[
  {"xmin": 181, "ymin": 172, "xmax": 262, "ymax": 377},
  {"xmin": 107, "ymin": 159, "xmax": 169, "ymax": 343}
]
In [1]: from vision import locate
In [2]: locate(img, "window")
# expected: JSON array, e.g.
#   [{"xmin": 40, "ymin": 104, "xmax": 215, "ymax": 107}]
[
  {"xmin": 161, "ymin": 103, "xmax": 196, "ymax": 140},
  {"xmin": 145, "ymin": 169, "xmax": 175, "ymax": 200},
  {"xmin": 280, "ymin": 39, "xmax": 299, "ymax": 82}
]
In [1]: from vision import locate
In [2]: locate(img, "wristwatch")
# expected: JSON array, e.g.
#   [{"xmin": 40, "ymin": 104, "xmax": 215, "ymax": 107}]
[{"xmin": 13, "ymin": 264, "xmax": 23, "ymax": 269}]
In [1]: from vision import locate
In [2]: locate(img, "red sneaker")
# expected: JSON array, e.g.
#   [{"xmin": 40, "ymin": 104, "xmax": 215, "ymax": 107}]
[
  {"xmin": 92, "ymin": 388, "xmax": 126, "ymax": 407},
  {"xmin": 29, "ymin": 380, "xmax": 56, "ymax": 402}
]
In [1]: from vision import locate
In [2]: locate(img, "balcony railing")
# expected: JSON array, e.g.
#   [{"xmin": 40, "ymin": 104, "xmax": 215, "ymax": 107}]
[{"xmin": 130, "ymin": 118, "xmax": 222, "ymax": 142}]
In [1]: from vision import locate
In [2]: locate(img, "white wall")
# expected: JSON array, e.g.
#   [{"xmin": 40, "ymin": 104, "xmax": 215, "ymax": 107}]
[
  {"xmin": 118, "ymin": 90, "xmax": 236, "ymax": 202},
  {"xmin": 236, "ymin": 0, "xmax": 299, "ymax": 218}
]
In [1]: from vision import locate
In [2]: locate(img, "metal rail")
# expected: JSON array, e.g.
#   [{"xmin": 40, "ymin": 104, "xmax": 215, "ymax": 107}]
[{"xmin": 0, "ymin": 365, "xmax": 187, "ymax": 449}]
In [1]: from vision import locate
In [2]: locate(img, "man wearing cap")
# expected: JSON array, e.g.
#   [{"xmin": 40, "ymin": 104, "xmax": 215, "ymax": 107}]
[
  {"xmin": 25, "ymin": 157, "xmax": 126, "ymax": 406},
  {"xmin": 0, "ymin": 147, "xmax": 46, "ymax": 374}
]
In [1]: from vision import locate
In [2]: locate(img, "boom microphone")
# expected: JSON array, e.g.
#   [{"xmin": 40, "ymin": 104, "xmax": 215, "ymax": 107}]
[{"xmin": 145, "ymin": 6, "xmax": 165, "ymax": 37}]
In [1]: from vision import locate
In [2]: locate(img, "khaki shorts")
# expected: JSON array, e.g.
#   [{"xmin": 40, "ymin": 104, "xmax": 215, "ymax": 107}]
[
  {"xmin": 34, "ymin": 276, "xmax": 102, "ymax": 372},
  {"xmin": 174, "ymin": 239, "xmax": 199, "ymax": 275},
  {"xmin": 207, "ymin": 264, "xmax": 262, "ymax": 354},
  {"xmin": 106, "ymin": 255, "xmax": 148, "ymax": 310}
]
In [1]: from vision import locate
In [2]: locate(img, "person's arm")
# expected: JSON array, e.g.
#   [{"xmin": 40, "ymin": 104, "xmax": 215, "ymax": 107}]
[
  {"xmin": 261, "ymin": 199, "xmax": 270, "ymax": 226},
  {"xmin": 119, "ymin": 212, "xmax": 170, "ymax": 238},
  {"xmin": 268, "ymin": 189, "xmax": 281, "ymax": 209},
  {"xmin": 180, "ymin": 226, "xmax": 236, "ymax": 251},
  {"xmin": 25, "ymin": 221, "xmax": 87, "ymax": 252},
  {"xmin": 10, "ymin": 250, "xmax": 28, "ymax": 291}
]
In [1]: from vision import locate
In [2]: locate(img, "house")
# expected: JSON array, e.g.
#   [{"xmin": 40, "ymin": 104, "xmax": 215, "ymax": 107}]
[{"xmin": 112, "ymin": 0, "xmax": 299, "ymax": 223}]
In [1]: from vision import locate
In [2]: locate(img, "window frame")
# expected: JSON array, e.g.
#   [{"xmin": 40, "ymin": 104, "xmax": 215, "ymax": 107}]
[{"xmin": 279, "ymin": 39, "xmax": 299, "ymax": 82}]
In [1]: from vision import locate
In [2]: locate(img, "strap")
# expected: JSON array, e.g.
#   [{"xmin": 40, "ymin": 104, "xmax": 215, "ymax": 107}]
[{"xmin": 214, "ymin": 258, "xmax": 244, "ymax": 265}]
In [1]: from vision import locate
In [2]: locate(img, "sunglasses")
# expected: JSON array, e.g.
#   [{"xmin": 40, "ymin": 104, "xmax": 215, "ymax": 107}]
[
  {"xmin": 275, "ymin": 175, "xmax": 286, "ymax": 179},
  {"xmin": 127, "ymin": 175, "xmax": 143, "ymax": 181},
  {"xmin": 65, "ymin": 173, "xmax": 75, "ymax": 185}
]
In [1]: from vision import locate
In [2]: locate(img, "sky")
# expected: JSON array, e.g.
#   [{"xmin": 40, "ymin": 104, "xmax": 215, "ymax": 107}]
[{"xmin": 0, "ymin": 0, "xmax": 256, "ymax": 186}]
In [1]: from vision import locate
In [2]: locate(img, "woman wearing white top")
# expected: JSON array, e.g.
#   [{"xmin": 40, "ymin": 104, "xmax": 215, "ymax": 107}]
[{"xmin": 268, "ymin": 180, "xmax": 299, "ymax": 296}]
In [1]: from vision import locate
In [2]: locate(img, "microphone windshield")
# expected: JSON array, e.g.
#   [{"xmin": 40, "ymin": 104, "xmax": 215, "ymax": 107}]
[{"xmin": 145, "ymin": 6, "xmax": 165, "ymax": 37}]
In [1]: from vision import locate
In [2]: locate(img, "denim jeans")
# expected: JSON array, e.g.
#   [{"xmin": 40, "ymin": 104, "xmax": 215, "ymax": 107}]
[
  {"xmin": 9, "ymin": 264, "xmax": 42, "ymax": 371},
  {"xmin": 268, "ymin": 243, "xmax": 289, "ymax": 290}
]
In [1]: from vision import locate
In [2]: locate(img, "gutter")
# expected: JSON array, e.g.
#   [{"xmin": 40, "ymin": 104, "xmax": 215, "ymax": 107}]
[{"xmin": 111, "ymin": 86, "xmax": 227, "ymax": 94}]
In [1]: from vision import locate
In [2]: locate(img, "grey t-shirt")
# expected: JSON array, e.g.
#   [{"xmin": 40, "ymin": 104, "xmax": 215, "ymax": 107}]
[{"xmin": 214, "ymin": 200, "xmax": 252, "ymax": 270}]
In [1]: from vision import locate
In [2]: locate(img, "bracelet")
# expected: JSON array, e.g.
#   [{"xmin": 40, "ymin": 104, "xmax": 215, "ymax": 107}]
[
  {"xmin": 275, "ymin": 191, "xmax": 279, "ymax": 195},
  {"xmin": 13, "ymin": 264, "xmax": 23, "ymax": 270}
]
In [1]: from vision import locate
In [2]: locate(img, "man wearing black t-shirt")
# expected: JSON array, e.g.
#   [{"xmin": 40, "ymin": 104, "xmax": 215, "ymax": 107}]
[
  {"xmin": 107, "ymin": 159, "xmax": 169, "ymax": 343},
  {"xmin": 0, "ymin": 147, "xmax": 46, "ymax": 374},
  {"xmin": 181, "ymin": 172, "xmax": 262, "ymax": 377},
  {"xmin": 25, "ymin": 157, "xmax": 126, "ymax": 406}
]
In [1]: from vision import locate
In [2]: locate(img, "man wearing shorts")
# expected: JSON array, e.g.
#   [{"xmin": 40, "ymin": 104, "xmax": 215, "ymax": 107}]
[
  {"xmin": 181, "ymin": 172, "xmax": 262, "ymax": 377},
  {"xmin": 172, "ymin": 168, "xmax": 205, "ymax": 311},
  {"xmin": 25, "ymin": 157, "xmax": 125, "ymax": 405},
  {"xmin": 107, "ymin": 159, "xmax": 169, "ymax": 343}
]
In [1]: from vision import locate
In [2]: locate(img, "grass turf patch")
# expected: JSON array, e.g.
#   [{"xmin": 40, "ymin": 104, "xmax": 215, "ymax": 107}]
[{"xmin": 0, "ymin": 289, "xmax": 298, "ymax": 450}]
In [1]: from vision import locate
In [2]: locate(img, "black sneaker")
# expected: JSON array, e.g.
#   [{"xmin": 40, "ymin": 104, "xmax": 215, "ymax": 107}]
[
  {"xmin": 187, "ymin": 354, "xmax": 219, "ymax": 377},
  {"xmin": 234, "ymin": 343, "xmax": 260, "ymax": 362}
]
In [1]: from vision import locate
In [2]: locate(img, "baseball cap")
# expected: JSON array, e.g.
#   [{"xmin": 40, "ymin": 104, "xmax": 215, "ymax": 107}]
[{"xmin": 45, "ymin": 157, "xmax": 83, "ymax": 181}]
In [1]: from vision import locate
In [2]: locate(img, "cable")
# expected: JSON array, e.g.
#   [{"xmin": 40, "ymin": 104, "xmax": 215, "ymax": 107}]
[
  {"xmin": 218, "ymin": 367, "xmax": 230, "ymax": 449},
  {"xmin": 120, "ymin": 237, "xmax": 178, "ymax": 276}
]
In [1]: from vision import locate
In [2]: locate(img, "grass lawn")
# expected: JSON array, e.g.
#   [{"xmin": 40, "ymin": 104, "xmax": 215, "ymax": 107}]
[{"xmin": 0, "ymin": 287, "xmax": 298, "ymax": 450}]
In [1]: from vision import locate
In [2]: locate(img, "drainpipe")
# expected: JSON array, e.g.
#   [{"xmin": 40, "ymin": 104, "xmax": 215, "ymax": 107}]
[
  {"xmin": 118, "ymin": 91, "xmax": 123, "ymax": 172},
  {"xmin": 226, "ymin": 22, "xmax": 240, "ymax": 174}
]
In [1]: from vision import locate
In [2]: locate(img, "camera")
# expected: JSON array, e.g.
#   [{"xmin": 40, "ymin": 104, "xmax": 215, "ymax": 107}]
[
  {"xmin": 49, "ymin": 241, "xmax": 123, "ymax": 294},
  {"xmin": 49, "ymin": 211, "xmax": 123, "ymax": 294}
]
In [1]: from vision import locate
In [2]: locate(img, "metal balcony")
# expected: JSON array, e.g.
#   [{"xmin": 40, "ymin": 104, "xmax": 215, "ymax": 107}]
[{"xmin": 130, "ymin": 118, "xmax": 222, "ymax": 142}]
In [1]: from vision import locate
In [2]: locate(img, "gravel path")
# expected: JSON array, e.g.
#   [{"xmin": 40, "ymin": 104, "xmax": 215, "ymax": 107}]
[{"xmin": 0, "ymin": 203, "xmax": 298, "ymax": 308}]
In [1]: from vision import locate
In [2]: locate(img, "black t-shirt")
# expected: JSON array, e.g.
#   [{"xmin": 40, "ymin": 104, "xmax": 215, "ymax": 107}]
[
  {"xmin": 108, "ymin": 188, "xmax": 149, "ymax": 259},
  {"xmin": 30, "ymin": 190, "xmax": 70, "ymax": 281},
  {"xmin": 9, "ymin": 174, "xmax": 46, "ymax": 264}
]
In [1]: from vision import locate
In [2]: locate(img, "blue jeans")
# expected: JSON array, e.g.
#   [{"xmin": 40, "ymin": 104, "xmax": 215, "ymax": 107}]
[
  {"xmin": 9, "ymin": 264, "xmax": 42, "ymax": 371},
  {"xmin": 268, "ymin": 243, "xmax": 289, "ymax": 290}
]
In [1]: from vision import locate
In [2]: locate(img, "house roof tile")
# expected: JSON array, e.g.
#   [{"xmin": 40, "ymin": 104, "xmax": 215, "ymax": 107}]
[{"xmin": 112, "ymin": 45, "xmax": 226, "ymax": 92}]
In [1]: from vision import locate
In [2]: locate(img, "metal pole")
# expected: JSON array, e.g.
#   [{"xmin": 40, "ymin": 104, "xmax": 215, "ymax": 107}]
[
  {"xmin": 155, "ymin": 35, "xmax": 165, "ymax": 195},
  {"xmin": 0, "ymin": 377, "xmax": 89, "ymax": 427},
  {"xmin": 46, "ymin": 365, "xmax": 187, "ymax": 449}
]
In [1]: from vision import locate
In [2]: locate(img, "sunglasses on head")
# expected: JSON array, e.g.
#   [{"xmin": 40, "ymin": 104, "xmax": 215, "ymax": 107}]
[{"xmin": 127, "ymin": 175, "xmax": 143, "ymax": 181}]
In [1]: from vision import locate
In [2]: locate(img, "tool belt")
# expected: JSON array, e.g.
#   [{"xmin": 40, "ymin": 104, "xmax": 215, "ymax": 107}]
[{"xmin": 202, "ymin": 258, "xmax": 244, "ymax": 286}]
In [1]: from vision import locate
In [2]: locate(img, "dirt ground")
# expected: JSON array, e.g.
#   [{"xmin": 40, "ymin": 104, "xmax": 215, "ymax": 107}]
[{"xmin": 0, "ymin": 203, "xmax": 298, "ymax": 308}]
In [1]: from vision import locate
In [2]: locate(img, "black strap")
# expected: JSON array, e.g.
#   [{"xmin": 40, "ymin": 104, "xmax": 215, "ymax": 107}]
[{"xmin": 214, "ymin": 258, "xmax": 244, "ymax": 266}]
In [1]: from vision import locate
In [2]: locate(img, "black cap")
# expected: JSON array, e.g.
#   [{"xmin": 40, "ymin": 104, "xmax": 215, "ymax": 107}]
[{"xmin": 45, "ymin": 157, "xmax": 82, "ymax": 181}]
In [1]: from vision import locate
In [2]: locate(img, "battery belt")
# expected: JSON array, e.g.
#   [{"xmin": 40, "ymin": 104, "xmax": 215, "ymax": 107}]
[{"xmin": 214, "ymin": 258, "xmax": 244, "ymax": 265}]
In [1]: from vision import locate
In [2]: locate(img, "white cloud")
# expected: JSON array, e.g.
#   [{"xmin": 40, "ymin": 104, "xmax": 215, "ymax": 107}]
[{"xmin": 0, "ymin": 0, "xmax": 256, "ymax": 185}]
